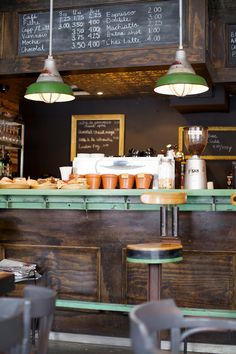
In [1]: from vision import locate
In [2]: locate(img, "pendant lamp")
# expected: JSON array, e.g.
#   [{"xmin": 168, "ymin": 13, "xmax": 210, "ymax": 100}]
[
  {"xmin": 154, "ymin": 0, "xmax": 209, "ymax": 97},
  {"xmin": 24, "ymin": 0, "xmax": 75, "ymax": 103}
]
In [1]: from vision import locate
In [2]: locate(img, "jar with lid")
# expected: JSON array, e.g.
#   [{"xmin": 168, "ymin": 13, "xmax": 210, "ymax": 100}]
[{"xmin": 158, "ymin": 157, "xmax": 175, "ymax": 189}]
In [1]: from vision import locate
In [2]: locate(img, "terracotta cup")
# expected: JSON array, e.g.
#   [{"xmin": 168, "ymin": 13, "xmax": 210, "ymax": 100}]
[
  {"xmin": 101, "ymin": 174, "xmax": 118, "ymax": 189},
  {"xmin": 85, "ymin": 174, "xmax": 101, "ymax": 189},
  {"xmin": 135, "ymin": 174, "xmax": 153, "ymax": 189},
  {"xmin": 119, "ymin": 174, "xmax": 135, "ymax": 189}
]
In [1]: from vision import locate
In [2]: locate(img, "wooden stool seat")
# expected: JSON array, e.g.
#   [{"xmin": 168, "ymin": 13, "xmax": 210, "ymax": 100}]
[
  {"xmin": 127, "ymin": 242, "xmax": 183, "ymax": 264},
  {"xmin": 140, "ymin": 191, "xmax": 187, "ymax": 205}
]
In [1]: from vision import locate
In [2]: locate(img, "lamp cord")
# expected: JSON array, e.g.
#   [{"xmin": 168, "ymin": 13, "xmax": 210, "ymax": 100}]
[
  {"xmin": 179, "ymin": 0, "xmax": 183, "ymax": 50},
  {"xmin": 49, "ymin": 0, "xmax": 53, "ymax": 58}
]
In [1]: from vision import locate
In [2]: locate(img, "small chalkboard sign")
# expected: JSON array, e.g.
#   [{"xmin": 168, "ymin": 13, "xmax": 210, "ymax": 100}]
[
  {"xmin": 71, "ymin": 114, "xmax": 125, "ymax": 159},
  {"xmin": 178, "ymin": 126, "xmax": 236, "ymax": 160},
  {"xmin": 18, "ymin": 1, "xmax": 178, "ymax": 56},
  {"xmin": 227, "ymin": 24, "xmax": 236, "ymax": 67}
]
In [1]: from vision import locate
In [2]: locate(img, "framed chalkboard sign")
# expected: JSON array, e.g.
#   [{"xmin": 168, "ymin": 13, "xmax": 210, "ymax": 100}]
[
  {"xmin": 71, "ymin": 114, "xmax": 125, "ymax": 159},
  {"xmin": 178, "ymin": 126, "xmax": 236, "ymax": 160},
  {"xmin": 226, "ymin": 24, "xmax": 236, "ymax": 67}
]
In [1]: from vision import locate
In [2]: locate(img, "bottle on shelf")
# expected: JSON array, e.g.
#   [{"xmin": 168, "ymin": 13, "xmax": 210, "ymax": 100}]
[
  {"xmin": 166, "ymin": 144, "xmax": 185, "ymax": 189},
  {"xmin": 3, "ymin": 150, "xmax": 12, "ymax": 177},
  {"xmin": 0, "ymin": 147, "xmax": 4, "ymax": 177}
]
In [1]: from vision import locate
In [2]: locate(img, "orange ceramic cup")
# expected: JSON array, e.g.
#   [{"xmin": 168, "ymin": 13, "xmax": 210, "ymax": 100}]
[
  {"xmin": 101, "ymin": 174, "xmax": 118, "ymax": 189},
  {"xmin": 85, "ymin": 174, "xmax": 101, "ymax": 189},
  {"xmin": 135, "ymin": 174, "xmax": 153, "ymax": 189},
  {"xmin": 119, "ymin": 174, "xmax": 135, "ymax": 189}
]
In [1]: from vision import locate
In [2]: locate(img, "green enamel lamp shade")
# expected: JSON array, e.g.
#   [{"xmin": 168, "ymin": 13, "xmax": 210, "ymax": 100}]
[
  {"xmin": 24, "ymin": 57, "xmax": 75, "ymax": 103},
  {"xmin": 154, "ymin": 72, "xmax": 209, "ymax": 96},
  {"xmin": 24, "ymin": 81, "xmax": 75, "ymax": 103}
]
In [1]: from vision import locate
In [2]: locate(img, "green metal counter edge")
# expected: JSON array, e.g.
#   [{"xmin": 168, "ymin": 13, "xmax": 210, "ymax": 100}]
[
  {"xmin": 0, "ymin": 188, "xmax": 234, "ymax": 196},
  {"xmin": 0, "ymin": 188, "xmax": 234, "ymax": 211}
]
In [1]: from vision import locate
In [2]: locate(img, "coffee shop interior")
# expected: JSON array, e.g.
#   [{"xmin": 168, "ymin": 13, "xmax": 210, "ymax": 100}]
[
  {"xmin": 0, "ymin": 0, "xmax": 235, "ymax": 187},
  {"xmin": 1, "ymin": 0, "xmax": 236, "ymax": 353}
]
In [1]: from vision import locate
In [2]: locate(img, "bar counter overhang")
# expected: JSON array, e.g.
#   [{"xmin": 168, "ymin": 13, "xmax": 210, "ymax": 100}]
[
  {"xmin": 0, "ymin": 188, "xmax": 234, "ymax": 211},
  {"xmin": 0, "ymin": 188, "xmax": 236, "ymax": 345}
]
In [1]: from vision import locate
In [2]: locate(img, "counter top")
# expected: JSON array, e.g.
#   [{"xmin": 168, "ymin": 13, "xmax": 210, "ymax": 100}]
[{"xmin": 0, "ymin": 188, "xmax": 235, "ymax": 211}]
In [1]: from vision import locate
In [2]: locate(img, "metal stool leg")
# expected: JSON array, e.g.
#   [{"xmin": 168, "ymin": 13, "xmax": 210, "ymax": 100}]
[
  {"xmin": 148, "ymin": 263, "xmax": 162, "ymax": 348},
  {"xmin": 148, "ymin": 264, "xmax": 162, "ymax": 301},
  {"xmin": 172, "ymin": 205, "xmax": 179, "ymax": 237},
  {"xmin": 160, "ymin": 206, "xmax": 168, "ymax": 237}
]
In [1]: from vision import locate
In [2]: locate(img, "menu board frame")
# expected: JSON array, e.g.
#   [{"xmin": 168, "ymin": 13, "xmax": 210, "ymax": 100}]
[
  {"xmin": 178, "ymin": 126, "xmax": 236, "ymax": 160},
  {"xmin": 71, "ymin": 114, "xmax": 125, "ymax": 160}
]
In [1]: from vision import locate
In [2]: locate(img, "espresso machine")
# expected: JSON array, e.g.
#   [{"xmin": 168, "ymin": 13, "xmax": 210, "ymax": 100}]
[{"xmin": 184, "ymin": 126, "xmax": 208, "ymax": 189}]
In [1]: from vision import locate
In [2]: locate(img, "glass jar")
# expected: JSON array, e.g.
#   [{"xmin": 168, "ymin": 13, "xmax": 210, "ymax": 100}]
[{"xmin": 158, "ymin": 157, "xmax": 175, "ymax": 189}]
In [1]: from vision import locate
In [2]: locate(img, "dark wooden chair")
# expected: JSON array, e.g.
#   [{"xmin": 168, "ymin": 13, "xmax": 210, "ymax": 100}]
[
  {"xmin": 23, "ymin": 285, "xmax": 57, "ymax": 354},
  {"xmin": 0, "ymin": 271, "xmax": 15, "ymax": 295},
  {"xmin": 127, "ymin": 191, "xmax": 187, "ymax": 301},
  {"xmin": 0, "ymin": 297, "xmax": 31, "ymax": 354},
  {"xmin": 129, "ymin": 299, "xmax": 236, "ymax": 354}
]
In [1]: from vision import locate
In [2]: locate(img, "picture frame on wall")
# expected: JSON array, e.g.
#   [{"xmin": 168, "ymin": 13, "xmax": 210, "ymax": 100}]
[{"xmin": 71, "ymin": 114, "xmax": 125, "ymax": 160}]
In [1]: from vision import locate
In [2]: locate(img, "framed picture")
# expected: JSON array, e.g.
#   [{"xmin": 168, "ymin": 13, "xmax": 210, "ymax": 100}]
[
  {"xmin": 178, "ymin": 126, "xmax": 236, "ymax": 160},
  {"xmin": 71, "ymin": 114, "xmax": 125, "ymax": 160}
]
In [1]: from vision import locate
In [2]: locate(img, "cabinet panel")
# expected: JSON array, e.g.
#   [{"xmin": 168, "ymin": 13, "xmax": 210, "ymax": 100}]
[{"xmin": 3, "ymin": 244, "xmax": 101, "ymax": 301}]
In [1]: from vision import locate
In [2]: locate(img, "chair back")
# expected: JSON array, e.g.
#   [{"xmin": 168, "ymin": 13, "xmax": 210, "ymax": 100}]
[
  {"xmin": 23, "ymin": 285, "xmax": 57, "ymax": 354},
  {"xmin": 129, "ymin": 299, "xmax": 236, "ymax": 354},
  {"xmin": 0, "ymin": 297, "xmax": 31, "ymax": 354}
]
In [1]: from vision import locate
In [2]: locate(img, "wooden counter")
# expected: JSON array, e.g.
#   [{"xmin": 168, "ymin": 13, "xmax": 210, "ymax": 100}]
[{"xmin": 0, "ymin": 189, "xmax": 235, "ymax": 343}]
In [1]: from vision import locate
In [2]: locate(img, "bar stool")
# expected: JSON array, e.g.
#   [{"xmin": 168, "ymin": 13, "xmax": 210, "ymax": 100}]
[{"xmin": 126, "ymin": 191, "xmax": 187, "ymax": 301}]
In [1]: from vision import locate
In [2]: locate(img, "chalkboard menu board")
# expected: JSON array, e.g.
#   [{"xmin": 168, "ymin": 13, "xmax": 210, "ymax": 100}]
[
  {"xmin": 178, "ymin": 126, "xmax": 236, "ymax": 160},
  {"xmin": 71, "ymin": 114, "xmax": 125, "ymax": 159},
  {"xmin": 227, "ymin": 24, "xmax": 236, "ymax": 67},
  {"xmin": 18, "ymin": 1, "xmax": 179, "ymax": 56}
]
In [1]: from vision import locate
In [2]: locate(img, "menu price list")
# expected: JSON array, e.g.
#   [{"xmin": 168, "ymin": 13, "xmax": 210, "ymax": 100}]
[
  {"xmin": 19, "ymin": 0, "xmax": 179, "ymax": 55},
  {"xmin": 76, "ymin": 120, "xmax": 120, "ymax": 156}
]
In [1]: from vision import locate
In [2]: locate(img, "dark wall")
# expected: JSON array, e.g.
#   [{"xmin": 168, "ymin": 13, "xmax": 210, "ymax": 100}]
[{"xmin": 21, "ymin": 94, "xmax": 236, "ymax": 188}]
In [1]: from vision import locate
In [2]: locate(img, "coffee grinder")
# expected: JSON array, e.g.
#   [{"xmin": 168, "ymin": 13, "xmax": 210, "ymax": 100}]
[{"xmin": 184, "ymin": 126, "xmax": 208, "ymax": 189}]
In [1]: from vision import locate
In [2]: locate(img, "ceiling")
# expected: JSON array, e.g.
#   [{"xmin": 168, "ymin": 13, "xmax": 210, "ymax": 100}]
[{"xmin": 0, "ymin": 0, "xmax": 235, "ymax": 111}]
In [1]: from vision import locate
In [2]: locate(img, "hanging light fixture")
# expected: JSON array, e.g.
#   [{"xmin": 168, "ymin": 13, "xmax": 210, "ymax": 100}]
[
  {"xmin": 24, "ymin": 0, "xmax": 75, "ymax": 103},
  {"xmin": 154, "ymin": 0, "xmax": 209, "ymax": 97}
]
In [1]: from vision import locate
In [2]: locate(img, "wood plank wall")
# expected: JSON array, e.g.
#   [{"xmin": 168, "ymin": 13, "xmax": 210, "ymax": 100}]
[{"xmin": 0, "ymin": 208, "xmax": 235, "ymax": 343}]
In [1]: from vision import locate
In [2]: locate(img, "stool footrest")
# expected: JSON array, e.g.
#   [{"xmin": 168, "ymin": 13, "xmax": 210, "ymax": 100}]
[{"xmin": 126, "ymin": 256, "xmax": 183, "ymax": 264}]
